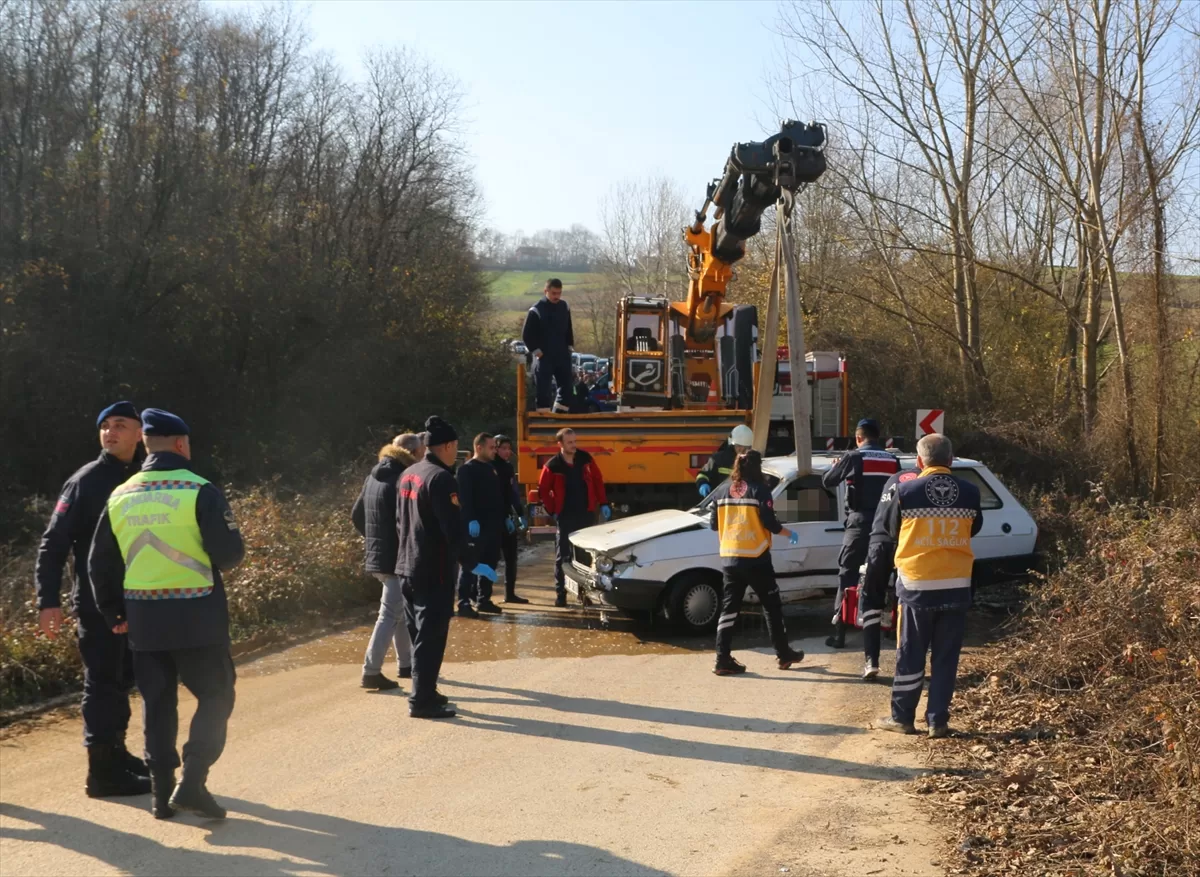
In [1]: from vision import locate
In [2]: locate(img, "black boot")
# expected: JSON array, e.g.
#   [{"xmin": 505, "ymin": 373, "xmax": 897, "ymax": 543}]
[
  {"xmin": 151, "ymin": 770, "xmax": 176, "ymax": 819},
  {"xmin": 115, "ymin": 741, "xmax": 150, "ymax": 777},
  {"xmin": 825, "ymin": 620, "xmax": 847, "ymax": 649},
  {"xmin": 85, "ymin": 744, "xmax": 151, "ymax": 798},
  {"xmin": 554, "ymin": 593, "xmax": 567, "ymax": 608},
  {"xmin": 361, "ymin": 672, "xmax": 400, "ymax": 691},
  {"xmin": 169, "ymin": 763, "xmax": 226, "ymax": 819},
  {"xmin": 503, "ymin": 589, "xmax": 530, "ymax": 604}
]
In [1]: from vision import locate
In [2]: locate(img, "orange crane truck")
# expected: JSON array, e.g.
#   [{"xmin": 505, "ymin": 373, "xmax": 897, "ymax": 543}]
[{"xmin": 517, "ymin": 121, "xmax": 846, "ymax": 520}]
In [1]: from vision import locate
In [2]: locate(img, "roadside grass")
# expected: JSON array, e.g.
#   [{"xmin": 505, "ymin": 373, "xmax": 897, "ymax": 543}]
[
  {"xmin": 1, "ymin": 480, "xmax": 375, "ymax": 715},
  {"xmin": 923, "ymin": 497, "xmax": 1200, "ymax": 875}
]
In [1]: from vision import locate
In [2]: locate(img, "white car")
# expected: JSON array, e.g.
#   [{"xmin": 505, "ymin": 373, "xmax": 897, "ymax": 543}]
[{"xmin": 565, "ymin": 452, "xmax": 1038, "ymax": 634}]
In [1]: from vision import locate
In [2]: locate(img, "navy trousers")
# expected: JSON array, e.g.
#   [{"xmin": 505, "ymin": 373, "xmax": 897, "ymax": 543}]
[
  {"xmin": 891, "ymin": 603, "xmax": 968, "ymax": 726},
  {"xmin": 76, "ymin": 610, "xmax": 135, "ymax": 747},
  {"xmin": 402, "ymin": 574, "xmax": 453, "ymax": 707},
  {"xmin": 554, "ymin": 511, "xmax": 593, "ymax": 597},
  {"xmin": 458, "ymin": 534, "xmax": 501, "ymax": 606},
  {"xmin": 134, "ymin": 646, "xmax": 236, "ymax": 773},
  {"xmin": 833, "ymin": 516, "xmax": 869, "ymax": 618},
  {"xmin": 534, "ymin": 355, "xmax": 573, "ymax": 409},
  {"xmin": 716, "ymin": 566, "xmax": 791, "ymax": 659}
]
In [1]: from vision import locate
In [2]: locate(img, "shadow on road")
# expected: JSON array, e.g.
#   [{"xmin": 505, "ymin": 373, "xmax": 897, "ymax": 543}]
[
  {"xmin": 0, "ymin": 800, "xmax": 668, "ymax": 877},
  {"xmin": 446, "ymin": 679, "xmax": 868, "ymax": 736},
  {"xmin": 451, "ymin": 707, "xmax": 912, "ymax": 782}
]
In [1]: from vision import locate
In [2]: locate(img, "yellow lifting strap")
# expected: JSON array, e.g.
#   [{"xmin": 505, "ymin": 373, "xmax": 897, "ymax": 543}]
[{"xmin": 750, "ymin": 193, "xmax": 813, "ymax": 476}]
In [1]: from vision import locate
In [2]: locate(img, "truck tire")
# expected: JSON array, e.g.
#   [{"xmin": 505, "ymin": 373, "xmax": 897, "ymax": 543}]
[
  {"xmin": 666, "ymin": 571, "xmax": 723, "ymax": 634},
  {"xmin": 732, "ymin": 305, "xmax": 757, "ymax": 409}
]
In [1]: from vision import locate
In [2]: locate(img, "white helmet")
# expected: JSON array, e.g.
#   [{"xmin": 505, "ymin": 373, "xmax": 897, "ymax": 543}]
[{"xmin": 730, "ymin": 424, "xmax": 754, "ymax": 448}]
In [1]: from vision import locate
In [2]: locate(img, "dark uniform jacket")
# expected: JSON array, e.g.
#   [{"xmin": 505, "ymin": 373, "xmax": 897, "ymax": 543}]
[
  {"xmin": 708, "ymin": 478, "xmax": 783, "ymax": 569},
  {"xmin": 351, "ymin": 445, "xmax": 415, "ymax": 574},
  {"xmin": 821, "ymin": 442, "xmax": 900, "ymax": 520},
  {"xmin": 521, "ymin": 296, "xmax": 574, "ymax": 361},
  {"xmin": 35, "ymin": 449, "xmax": 144, "ymax": 614},
  {"xmin": 492, "ymin": 456, "xmax": 524, "ymax": 519},
  {"xmin": 457, "ymin": 458, "xmax": 505, "ymax": 540},
  {"xmin": 395, "ymin": 453, "xmax": 471, "ymax": 588},
  {"xmin": 696, "ymin": 441, "xmax": 738, "ymax": 491},
  {"xmin": 864, "ymin": 466, "xmax": 983, "ymax": 610},
  {"xmin": 89, "ymin": 452, "xmax": 245, "ymax": 652}
]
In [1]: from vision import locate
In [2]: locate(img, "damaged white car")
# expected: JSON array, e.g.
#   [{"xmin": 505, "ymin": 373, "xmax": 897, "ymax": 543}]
[{"xmin": 565, "ymin": 453, "xmax": 1038, "ymax": 634}]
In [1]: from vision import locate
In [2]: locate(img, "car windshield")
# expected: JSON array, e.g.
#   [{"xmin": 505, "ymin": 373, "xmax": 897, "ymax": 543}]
[{"xmin": 689, "ymin": 472, "xmax": 783, "ymax": 513}]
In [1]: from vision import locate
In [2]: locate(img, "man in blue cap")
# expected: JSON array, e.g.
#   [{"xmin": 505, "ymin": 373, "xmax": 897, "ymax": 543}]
[
  {"xmin": 89, "ymin": 408, "xmax": 245, "ymax": 820},
  {"xmin": 821, "ymin": 418, "xmax": 900, "ymax": 668},
  {"xmin": 35, "ymin": 401, "xmax": 149, "ymax": 798}
]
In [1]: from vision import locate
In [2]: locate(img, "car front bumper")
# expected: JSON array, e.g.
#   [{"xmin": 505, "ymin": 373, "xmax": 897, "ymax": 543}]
[{"xmin": 564, "ymin": 564, "xmax": 666, "ymax": 613}]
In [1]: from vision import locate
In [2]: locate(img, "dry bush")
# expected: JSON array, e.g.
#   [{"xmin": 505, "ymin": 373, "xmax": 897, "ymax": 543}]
[
  {"xmin": 1, "ymin": 481, "xmax": 374, "ymax": 713},
  {"xmin": 923, "ymin": 499, "xmax": 1200, "ymax": 876}
]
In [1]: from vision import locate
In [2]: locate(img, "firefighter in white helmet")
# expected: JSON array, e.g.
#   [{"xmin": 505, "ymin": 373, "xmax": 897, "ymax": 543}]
[{"xmin": 696, "ymin": 424, "xmax": 754, "ymax": 498}]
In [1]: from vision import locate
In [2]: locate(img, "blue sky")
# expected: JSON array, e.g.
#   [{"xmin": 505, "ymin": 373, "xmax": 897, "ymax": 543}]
[{"xmin": 206, "ymin": 0, "xmax": 798, "ymax": 235}]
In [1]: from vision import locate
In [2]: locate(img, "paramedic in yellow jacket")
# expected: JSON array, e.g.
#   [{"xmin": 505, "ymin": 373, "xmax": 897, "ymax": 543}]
[
  {"xmin": 707, "ymin": 451, "xmax": 806, "ymax": 676},
  {"xmin": 863, "ymin": 433, "xmax": 983, "ymax": 738}
]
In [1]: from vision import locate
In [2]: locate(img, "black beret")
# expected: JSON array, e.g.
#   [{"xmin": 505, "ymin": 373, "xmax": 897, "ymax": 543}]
[
  {"xmin": 424, "ymin": 415, "xmax": 458, "ymax": 447},
  {"xmin": 140, "ymin": 408, "xmax": 190, "ymax": 437},
  {"xmin": 96, "ymin": 401, "xmax": 139, "ymax": 429}
]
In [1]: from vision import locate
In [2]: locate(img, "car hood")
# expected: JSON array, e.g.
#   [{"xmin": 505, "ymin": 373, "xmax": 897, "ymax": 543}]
[{"xmin": 570, "ymin": 510, "xmax": 707, "ymax": 554}]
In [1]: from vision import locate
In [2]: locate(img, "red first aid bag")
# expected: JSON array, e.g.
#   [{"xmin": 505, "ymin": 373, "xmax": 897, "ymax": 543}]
[{"xmin": 844, "ymin": 584, "xmax": 897, "ymax": 631}]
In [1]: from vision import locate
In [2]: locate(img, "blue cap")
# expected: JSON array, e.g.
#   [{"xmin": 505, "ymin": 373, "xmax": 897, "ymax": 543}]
[
  {"xmin": 856, "ymin": 418, "xmax": 880, "ymax": 431},
  {"xmin": 97, "ymin": 401, "xmax": 139, "ymax": 429},
  {"xmin": 140, "ymin": 408, "xmax": 190, "ymax": 437}
]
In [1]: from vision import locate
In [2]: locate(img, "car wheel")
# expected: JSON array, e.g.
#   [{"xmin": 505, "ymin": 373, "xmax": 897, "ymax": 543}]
[{"xmin": 666, "ymin": 573, "xmax": 722, "ymax": 634}]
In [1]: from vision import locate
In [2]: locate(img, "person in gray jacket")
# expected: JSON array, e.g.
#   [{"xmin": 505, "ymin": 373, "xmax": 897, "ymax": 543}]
[{"xmin": 351, "ymin": 433, "xmax": 423, "ymax": 691}]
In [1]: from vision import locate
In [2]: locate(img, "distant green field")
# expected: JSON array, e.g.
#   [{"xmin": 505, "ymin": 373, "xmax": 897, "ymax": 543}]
[{"xmin": 487, "ymin": 270, "xmax": 607, "ymax": 313}]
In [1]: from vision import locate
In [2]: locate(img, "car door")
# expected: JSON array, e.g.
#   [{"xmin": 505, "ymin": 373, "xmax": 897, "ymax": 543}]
[
  {"xmin": 951, "ymin": 464, "xmax": 1030, "ymax": 561},
  {"xmin": 768, "ymin": 473, "xmax": 843, "ymax": 601}
]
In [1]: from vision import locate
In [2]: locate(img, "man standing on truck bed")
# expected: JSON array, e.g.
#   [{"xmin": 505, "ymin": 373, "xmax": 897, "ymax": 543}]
[
  {"xmin": 522, "ymin": 278, "xmax": 575, "ymax": 413},
  {"xmin": 696, "ymin": 424, "xmax": 754, "ymax": 498},
  {"xmin": 821, "ymin": 418, "xmax": 900, "ymax": 661},
  {"xmin": 538, "ymin": 428, "xmax": 611, "ymax": 608}
]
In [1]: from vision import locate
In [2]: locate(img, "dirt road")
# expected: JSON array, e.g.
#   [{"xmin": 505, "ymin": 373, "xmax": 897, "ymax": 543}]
[{"xmin": 1, "ymin": 546, "xmax": 947, "ymax": 876}]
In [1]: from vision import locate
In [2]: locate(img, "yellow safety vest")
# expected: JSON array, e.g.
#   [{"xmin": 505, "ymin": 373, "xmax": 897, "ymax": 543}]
[
  {"xmin": 715, "ymin": 485, "xmax": 772, "ymax": 559},
  {"xmin": 106, "ymin": 469, "xmax": 213, "ymax": 599}
]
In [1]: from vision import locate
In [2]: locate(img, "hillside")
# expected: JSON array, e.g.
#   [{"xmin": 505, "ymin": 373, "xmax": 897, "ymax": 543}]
[{"xmin": 487, "ymin": 270, "xmax": 611, "ymax": 353}]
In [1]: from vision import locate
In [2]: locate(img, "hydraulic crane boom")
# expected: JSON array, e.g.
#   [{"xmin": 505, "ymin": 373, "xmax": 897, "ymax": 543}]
[{"xmin": 679, "ymin": 120, "xmax": 827, "ymax": 345}]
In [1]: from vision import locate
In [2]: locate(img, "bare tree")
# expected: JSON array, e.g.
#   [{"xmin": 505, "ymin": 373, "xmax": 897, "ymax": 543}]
[{"xmin": 598, "ymin": 175, "xmax": 690, "ymax": 300}]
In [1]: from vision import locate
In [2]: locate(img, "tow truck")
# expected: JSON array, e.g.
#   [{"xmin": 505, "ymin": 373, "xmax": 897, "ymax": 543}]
[{"xmin": 517, "ymin": 121, "xmax": 848, "ymax": 519}]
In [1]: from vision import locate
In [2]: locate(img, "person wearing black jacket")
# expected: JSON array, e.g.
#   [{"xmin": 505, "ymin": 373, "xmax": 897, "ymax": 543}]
[
  {"xmin": 34, "ymin": 401, "xmax": 149, "ymax": 799},
  {"xmin": 395, "ymin": 416, "xmax": 477, "ymax": 719},
  {"xmin": 455, "ymin": 433, "xmax": 507, "ymax": 618},
  {"xmin": 351, "ymin": 437, "xmax": 419, "ymax": 691},
  {"xmin": 521, "ymin": 278, "xmax": 575, "ymax": 413},
  {"xmin": 493, "ymin": 435, "xmax": 529, "ymax": 604},
  {"xmin": 89, "ymin": 409, "xmax": 245, "ymax": 820},
  {"xmin": 820, "ymin": 418, "xmax": 900, "ymax": 655}
]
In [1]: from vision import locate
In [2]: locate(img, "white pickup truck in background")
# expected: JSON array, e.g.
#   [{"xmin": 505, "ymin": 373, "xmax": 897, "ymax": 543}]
[{"xmin": 565, "ymin": 452, "xmax": 1038, "ymax": 634}]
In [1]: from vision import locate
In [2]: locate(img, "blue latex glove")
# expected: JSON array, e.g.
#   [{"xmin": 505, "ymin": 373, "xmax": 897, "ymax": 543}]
[
  {"xmin": 505, "ymin": 517, "xmax": 516, "ymax": 534},
  {"xmin": 788, "ymin": 530, "xmax": 800, "ymax": 546},
  {"xmin": 468, "ymin": 520, "xmax": 480, "ymax": 538},
  {"xmin": 600, "ymin": 505, "xmax": 612, "ymax": 521},
  {"xmin": 471, "ymin": 563, "xmax": 497, "ymax": 582},
  {"xmin": 698, "ymin": 483, "xmax": 711, "ymax": 498}
]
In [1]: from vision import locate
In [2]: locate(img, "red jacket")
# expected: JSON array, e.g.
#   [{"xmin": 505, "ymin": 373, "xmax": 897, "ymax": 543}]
[{"xmin": 538, "ymin": 449, "xmax": 607, "ymax": 516}]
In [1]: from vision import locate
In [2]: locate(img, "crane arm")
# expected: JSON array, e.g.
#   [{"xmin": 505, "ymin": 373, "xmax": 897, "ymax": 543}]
[{"xmin": 682, "ymin": 120, "xmax": 826, "ymax": 343}]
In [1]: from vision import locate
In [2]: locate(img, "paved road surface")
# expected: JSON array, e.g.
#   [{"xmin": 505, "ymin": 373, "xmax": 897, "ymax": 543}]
[{"xmin": 1, "ymin": 546, "xmax": 945, "ymax": 876}]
